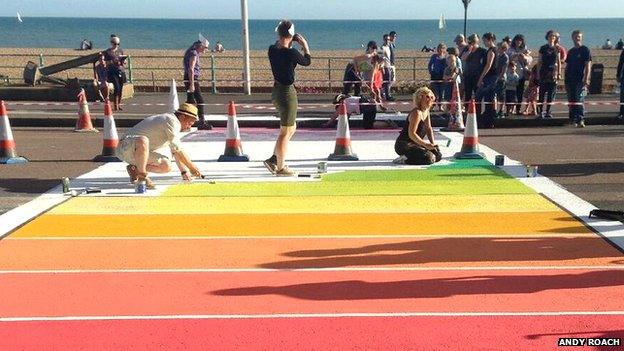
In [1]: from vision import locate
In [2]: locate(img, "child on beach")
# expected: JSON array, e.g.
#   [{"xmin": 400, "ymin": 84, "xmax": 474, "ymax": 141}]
[
  {"xmin": 443, "ymin": 52, "xmax": 462, "ymax": 113},
  {"xmin": 521, "ymin": 64, "xmax": 540, "ymax": 116},
  {"xmin": 369, "ymin": 55, "xmax": 387, "ymax": 112},
  {"xmin": 92, "ymin": 53, "xmax": 109, "ymax": 102},
  {"xmin": 505, "ymin": 61, "xmax": 520, "ymax": 115}
]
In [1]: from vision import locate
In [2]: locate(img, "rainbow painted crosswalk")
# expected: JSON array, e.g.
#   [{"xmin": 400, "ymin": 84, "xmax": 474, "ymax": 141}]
[{"xmin": 1, "ymin": 158, "xmax": 623, "ymax": 350}]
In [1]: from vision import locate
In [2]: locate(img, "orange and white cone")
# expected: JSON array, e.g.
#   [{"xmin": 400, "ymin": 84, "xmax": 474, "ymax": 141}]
[
  {"xmin": 454, "ymin": 99, "xmax": 484, "ymax": 159},
  {"xmin": 74, "ymin": 89, "xmax": 98, "ymax": 132},
  {"xmin": 93, "ymin": 101, "xmax": 121, "ymax": 162},
  {"xmin": 0, "ymin": 101, "xmax": 28, "ymax": 164},
  {"xmin": 218, "ymin": 101, "xmax": 249, "ymax": 162},
  {"xmin": 328, "ymin": 101, "xmax": 358, "ymax": 161},
  {"xmin": 169, "ymin": 79, "xmax": 179, "ymax": 113},
  {"xmin": 441, "ymin": 80, "xmax": 465, "ymax": 132}
]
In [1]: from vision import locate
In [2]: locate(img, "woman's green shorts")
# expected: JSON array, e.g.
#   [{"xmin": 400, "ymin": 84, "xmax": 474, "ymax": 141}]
[{"xmin": 272, "ymin": 82, "xmax": 298, "ymax": 127}]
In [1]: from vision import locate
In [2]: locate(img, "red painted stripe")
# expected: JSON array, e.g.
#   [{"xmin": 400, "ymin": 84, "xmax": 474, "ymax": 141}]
[
  {"xmin": 0, "ymin": 139, "xmax": 15, "ymax": 150},
  {"xmin": 462, "ymin": 136, "xmax": 478, "ymax": 146},
  {"xmin": 1, "ymin": 270, "xmax": 623, "ymax": 317},
  {"xmin": 225, "ymin": 139, "xmax": 241, "ymax": 148},
  {"xmin": 103, "ymin": 139, "xmax": 118, "ymax": 148},
  {"xmin": 336, "ymin": 138, "xmax": 351, "ymax": 146},
  {"xmin": 1, "ymin": 316, "xmax": 623, "ymax": 350}
]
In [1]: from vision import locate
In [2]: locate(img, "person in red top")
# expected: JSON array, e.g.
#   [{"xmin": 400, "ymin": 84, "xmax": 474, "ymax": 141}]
[{"xmin": 370, "ymin": 55, "xmax": 387, "ymax": 112}]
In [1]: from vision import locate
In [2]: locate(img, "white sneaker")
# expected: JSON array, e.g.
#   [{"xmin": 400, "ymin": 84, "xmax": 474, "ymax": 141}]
[{"xmin": 392, "ymin": 155, "xmax": 407, "ymax": 164}]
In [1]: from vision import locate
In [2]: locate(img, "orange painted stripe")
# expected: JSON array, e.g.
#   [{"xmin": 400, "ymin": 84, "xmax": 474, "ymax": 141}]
[
  {"xmin": 103, "ymin": 139, "xmax": 118, "ymax": 148},
  {"xmin": 0, "ymin": 139, "xmax": 15, "ymax": 149},
  {"xmin": 225, "ymin": 139, "xmax": 241, "ymax": 148},
  {"xmin": 1, "ymin": 269, "xmax": 623, "ymax": 317},
  {"xmin": 9, "ymin": 212, "xmax": 592, "ymax": 237},
  {"xmin": 336, "ymin": 138, "xmax": 351, "ymax": 146},
  {"xmin": 0, "ymin": 236, "xmax": 620, "ymax": 270}
]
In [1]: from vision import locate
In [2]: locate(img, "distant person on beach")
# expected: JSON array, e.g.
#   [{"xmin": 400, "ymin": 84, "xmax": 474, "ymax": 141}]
[
  {"xmin": 104, "ymin": 34, "xmax": 127, "ymax": 111},
  {"xmin": 474, "ymin": 32, "xmax": 498, "ymax": 128},
  {"xmin": 617, "ymin": 47, "xmax": 624, "ymax": 120},
  {"xmin": 616, "ymin": 38, "xmax": 624, "ymax": 50},
  {"xmin": 388, "ymin": 31, "xmax": 398, "ymax": 97},
  {"xmin": 554, "ymin": 32, "xmax": 567, "ymax": 62},
  {"xmin": 495, "ymin": 41, "xmax": 510, "ymax": 117},
  {"xmin": 342, "ymin": 41, "xmax": 377, "ymax": 96},
  {"xmin": 263, "ymin": 20, "xmax": 311, "ymax": 177},
  {"xmin": 521, "ymin": 64, "xmax": 540, "ymax": 116},
  {"xmin": 462, "ymin": 33, "xmax": 487, "ymax": 108},
  {"xmin": 565, "ymin": 30, "xmax": 592, "ymax": 128},
  {"xmin": 602, "ymin": 38, "xmax": 614, "ymax": 50},
  {"xmin": 117, "ymin": 103, "xmax": 204, "ymax": 189},
  {"xmin": 505, "ymin": 61, "xmax": 520, "ymax": 115},
  {"xmin": 536, "ymin": 30, "xmax": 561, "ymax": 119},
  {"xmin": 381, "ymin": 34, "xmax": 395, "ymax": 101},
  {"xmin": 455, "ymin": 34, "xmax": 468, "ymax": 57},
  {"xmin": 213, "ymin": 41, "xmax": 225, "ymax": 53},
  {"xmin": 92, "ymin": 53, "xmax": 109, "ymax": 102},
  {"xmin": 428, "ymin": 43, "xmax": 447, "ymax": 110},
  {"xmin": 80, "ymin": 39, "xmax": 92, "ymax": 50},
  {"xmin": 183, "ymin": 34, "xmax": 212, "ymax": 130},
  {"xmin": 507, "ymin": 34, "xmax": 532, "ymax": 115},
  {"xmin": 393, "ymin": 86, "xmax": 441, "ymax": 165}
]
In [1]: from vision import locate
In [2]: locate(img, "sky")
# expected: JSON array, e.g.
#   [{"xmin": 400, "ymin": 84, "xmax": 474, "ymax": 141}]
[{"xmin": 1, "ymin": 0, "xmax": 624, "ymax": 20}]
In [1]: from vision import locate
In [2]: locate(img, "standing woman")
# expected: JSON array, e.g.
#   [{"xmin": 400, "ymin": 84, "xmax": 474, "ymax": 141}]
[
  {"xmin": 474, "ymin": 32, "xmax": 498, "ymax": 128},
  {"xmin": 394, "ymin": 86, "xmax": 442, "ymax": 165},
  {"xmin": 508, "ymin": 34, "xmax": 533, "ymax": 115},
  {"xmin": 104, "ymin": 35, "xmax": 127, "ymax": 111},
  {"xmin": 461, "ymin": 34, "xmax": 487, "ymax": 104},
  {"xmin": 183, "ymin": 35, "xmax": 212, "ymax": 130},
  {"xmin": 537, "ymin": 30, "xmax": 561, "ymax": 119},
  {"xmin": 263, "ymin": 20, "xmax": 312, "ymax": 176}
]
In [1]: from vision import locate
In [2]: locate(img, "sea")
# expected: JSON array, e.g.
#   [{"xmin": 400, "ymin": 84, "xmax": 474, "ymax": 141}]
[{"xmin": 0, "ymin": 17, "xmax": 622, "ymax": 51}]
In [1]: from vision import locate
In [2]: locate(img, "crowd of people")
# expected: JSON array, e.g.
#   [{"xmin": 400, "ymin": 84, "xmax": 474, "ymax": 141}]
[{"xmin": 424, "ymin": 30, "xmax": 594, "ymax": 128}]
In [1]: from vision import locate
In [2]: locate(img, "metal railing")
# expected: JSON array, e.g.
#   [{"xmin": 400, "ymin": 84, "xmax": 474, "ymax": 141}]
[{"xmin": 0, "ymin": 52, "xmax": 620, "ymax": 93}]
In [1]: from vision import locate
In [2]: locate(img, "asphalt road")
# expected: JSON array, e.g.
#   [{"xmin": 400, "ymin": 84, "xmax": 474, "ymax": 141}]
[{"xmin": 1, "ymin": 125, "xmax": 623, "ymax": 215}]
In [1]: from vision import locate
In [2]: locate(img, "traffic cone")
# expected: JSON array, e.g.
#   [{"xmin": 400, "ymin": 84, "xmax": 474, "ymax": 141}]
[
  {"xmin": 0, "ymin": 101, "xmax": 28, "ymax": 164},
  {"xmin": 217, "ymin": 101, "xmax": 249, "ymax": 162},
  {"xmin": 93, "ymin": 101, "xmax": 121, "ymax": 162},
  {"xmin": 169, "ymin": 79, "xmax": 179, "ymax": 113},
  {"xmin": 328, "ymin": 101, "xmax": 358, "ymax": 161},
  {"xmin": 454, "ymin": 100, "xmax": 484, "ymax": 159},
  {"xmin": 441, "ymin": 80, "xmax": 465, "ymax": 132},
  {"xmin": 74, "ymin": 89, "xmax": 98, "ymax": 132}
]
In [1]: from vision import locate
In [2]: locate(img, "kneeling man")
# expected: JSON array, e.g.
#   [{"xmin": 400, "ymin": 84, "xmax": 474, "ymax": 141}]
[{"xmin": 117, "ymin": 103, "xmax": 203, "ymax": 189}]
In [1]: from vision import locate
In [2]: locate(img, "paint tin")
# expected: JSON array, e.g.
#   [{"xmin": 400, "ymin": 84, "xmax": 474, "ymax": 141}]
[
  {"xmin": 317, "ymin": 161, "xmax": 327, "ymax": 174},
  {"xmin": 135, "ymin": 180, "xmax": 147, "ymax": 194},
  {"xmin": 526, "ymin": 165, "xmax": 538, "ymax": 177},
  {"xmin": 61, "ymin": 177, "xmax": 70, "ymax": 193},
  {"xmin": 495, "ymin": 155, "xmax": 505, "ymax": 166}
]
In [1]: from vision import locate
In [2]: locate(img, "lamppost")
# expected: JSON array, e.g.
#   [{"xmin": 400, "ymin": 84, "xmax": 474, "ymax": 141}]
[
  {"xmin": 241, "ymin": 0, "xmax": 251, "ymax": 95},
  {"xmin": 462, "ymin": 0, "xmax": 471, "ymax": 38}
]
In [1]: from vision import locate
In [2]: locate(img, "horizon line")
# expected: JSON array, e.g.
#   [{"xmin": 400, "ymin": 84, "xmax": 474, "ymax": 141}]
[{"xmin": 1, "ymin": 16, "xmax": 624, "ymax": 21}]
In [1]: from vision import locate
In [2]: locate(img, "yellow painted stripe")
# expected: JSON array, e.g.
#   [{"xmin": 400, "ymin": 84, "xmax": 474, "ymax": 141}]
[
  {"xmin": 10, "ymin": 212, "xmax": 591, "ymax": 237},
  {"xmin": 50, "ymin": 194, "xmax": 559, "ymax": 215}
]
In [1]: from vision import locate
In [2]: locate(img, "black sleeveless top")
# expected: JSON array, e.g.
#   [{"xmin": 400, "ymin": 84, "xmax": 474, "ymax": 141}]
[{"xmin": 396, "ymin": 110, "xmax": 428, "ymax": 145}]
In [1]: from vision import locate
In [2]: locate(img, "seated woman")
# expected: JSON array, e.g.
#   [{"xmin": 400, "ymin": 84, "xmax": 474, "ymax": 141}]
[{"xmin": 394, "ymin": 86, "xmax": 442, "ymax": 165}]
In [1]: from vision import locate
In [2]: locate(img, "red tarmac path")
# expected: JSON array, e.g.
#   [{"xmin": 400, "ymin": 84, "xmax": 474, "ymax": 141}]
[
  {"xmin": 2, "ymin": 270, "xmax": 624, "ymax": 318},
  {"xmin": 2, "ymin": 316, "xmax": 624, "ymax": 351}
]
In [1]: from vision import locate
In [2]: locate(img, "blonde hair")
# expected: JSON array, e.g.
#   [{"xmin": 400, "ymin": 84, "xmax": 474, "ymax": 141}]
[{"xmin": 412, "ymin": 86, "xmax": 434, "ymax": 111}]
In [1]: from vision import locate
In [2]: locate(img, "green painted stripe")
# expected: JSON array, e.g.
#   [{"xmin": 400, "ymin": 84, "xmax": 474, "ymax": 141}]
[{"xmin": 163, "ymin": 179, "xmax": 534, "ymax": 197}]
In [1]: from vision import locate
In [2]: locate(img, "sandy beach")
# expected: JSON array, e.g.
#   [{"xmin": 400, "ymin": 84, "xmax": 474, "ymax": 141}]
[{"xmin": 0, "ymin": 47, "xmax": 621, "ymax": 90}]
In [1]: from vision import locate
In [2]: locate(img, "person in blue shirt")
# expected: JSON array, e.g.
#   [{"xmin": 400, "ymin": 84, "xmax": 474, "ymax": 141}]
[
  {"xmin": 564, "ymin": 30, "xmax": 592, "ymax": 128},
  {"xmin": 428, "ymin": 43, "xmax": 447, "ymax": 111}
]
